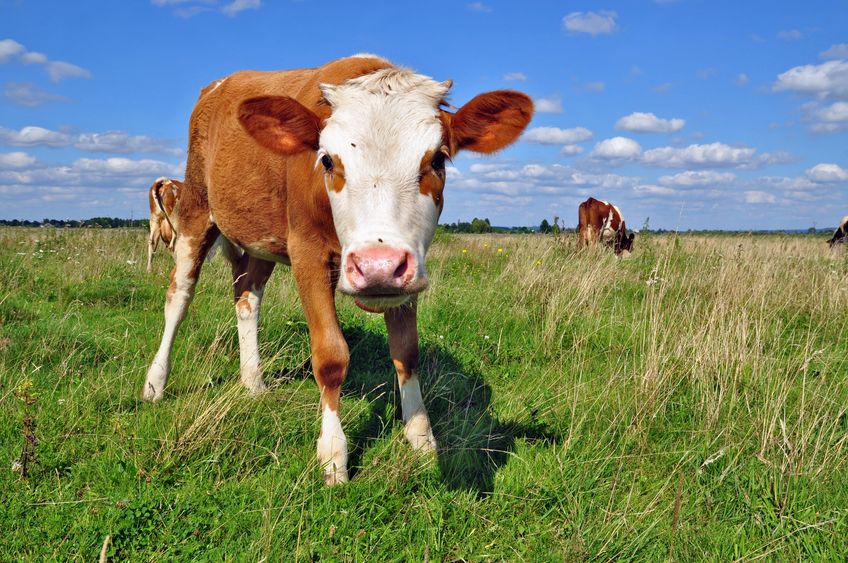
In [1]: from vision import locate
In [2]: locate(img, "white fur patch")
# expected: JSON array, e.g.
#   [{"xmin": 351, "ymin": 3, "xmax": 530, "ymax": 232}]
[
  {"xmin": 319, "ymin": 68, "xmax": 449, "ymax": 294},
  {"xmin": 317, "ymin": 406, "xmax": 348, "ymax": 485},
  {"xmin": 236, "ymin": 285, "xmax": 266, "ymax": 394},
  {"xmin": 400, "ymin": 377, "xmax": 437, "ymax": 453}
]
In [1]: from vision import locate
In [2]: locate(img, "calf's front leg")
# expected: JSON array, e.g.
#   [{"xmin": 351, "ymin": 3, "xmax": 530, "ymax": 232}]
[
  {"xmin": 385, "ymin": 299, "xmax": 437, "ymax": 454},
  {"xmin": 291, "ymin": 241, "xmax": 350, "ymax": 485}
]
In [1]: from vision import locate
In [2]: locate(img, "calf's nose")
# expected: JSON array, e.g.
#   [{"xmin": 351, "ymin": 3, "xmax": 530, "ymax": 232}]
[{"xmin": 345, "ymin": 246, "xmax": 415, "ymax": 292}]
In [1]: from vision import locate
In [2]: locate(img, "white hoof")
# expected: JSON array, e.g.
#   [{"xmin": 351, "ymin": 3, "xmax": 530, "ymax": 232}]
[
  {"xmin": 323, "ymin": 465, "xmax": 349, "ymax": 486},
  {"xmin": 240, "ymin": 369, "xmax": 267, "ymax": 395},
  {"xmin": 142, "ymin": 361, "xmax": 169, "ymax": 402},
  {"xmin": 404, "ymin": 413, "xmax": 438, "ymax": 454}
]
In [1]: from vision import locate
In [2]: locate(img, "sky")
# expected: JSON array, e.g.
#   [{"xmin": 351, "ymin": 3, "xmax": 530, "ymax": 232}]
[{"xmin": 1, "ymin": 0, "xmax": 847, "ymax": 230}]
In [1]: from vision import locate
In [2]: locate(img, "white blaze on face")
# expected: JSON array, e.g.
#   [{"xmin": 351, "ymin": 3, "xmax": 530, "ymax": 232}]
[{"xmin": 318, "ymin": 69, "xmax": 449, "ymax": 295}]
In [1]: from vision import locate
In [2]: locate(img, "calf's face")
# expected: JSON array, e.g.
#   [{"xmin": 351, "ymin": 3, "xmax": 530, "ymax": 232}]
[{"xmin": 239, "ymin": 70, "xmax": 533, "ymax": 312}]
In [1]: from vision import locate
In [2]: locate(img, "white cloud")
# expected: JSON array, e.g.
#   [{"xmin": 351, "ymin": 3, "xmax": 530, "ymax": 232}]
[
  {"xmin": 0, "ymin": 126, "xmax": 182, "ymax": 156},
  {"xmin": 736, "ymin": 73, "xmax": 750, "ymax": 87},
  {"xmin": 744, "ymin": 190, "xmax": 776, "ymax": 204},
  {"xmin": 503, "ymin": 72, "xmax": 527, "ymax": 81},
  {"xmin": 777, "ymin": 29, "xmax": 802, "ymax": 41},
  {"xmin": 560, "ymin": 145, "xmax": 584, "ymax": 156},
  {"xmin": 808, "ymin": 101, "xmax": 848, "ymax": 132},
  {"xmin": 641, "ymin": 142, "xmax": 782, "ymax": 169},
  {"xmin": 774, "ymin": 59, "xmax": 848, "ymax": 99},
  {"xmin": 806, "ymin": 163, "xmax": 848, "ymax": 182},
  {"xmin": 20, "ymin": 51, "xmax": 47, "ymax": 65},
  {"xmin": 534, "ymin": 96, "xmax": 563, "ymax": 113},
  {"xmin": 634, "ymin": 184, "xmax": 678, "ymax": 196},
  {"xmin": 45, "ymin": 61, "xmax": 91, "ymax": 83},
  {"xmin": 585, "ymin": 81, "xmax": 605, "ymax": 92},
  {"xmin": 522, "ymin": 126, "xmax": 592, "ymax": 145},
  {"xmin": 152, "ymin": 0, "xmax": 260, "ymax": 17},
  {"xmin": 820, "ymin": 44, "xmax": 848, "ymax": 60},
  {"xmin": 562, "ymin": 11, "xmax": 617, "ymax": 36},
  {"xmin": 0, "ymin": 152, "xmax": 36, "ymax": 168},
  {"xmin": 0, "ymin": 126, "xmax": 71, "ymax": 147},
  {"xmin": 615, "ymin": 112, "xmax": 685, "ymax": 133},
  {"xmin": 221, "ymin": 0, "xmax": 261, "ymax": 16},
  {"xmin": 467, "ymin": 2, "xmax": 492, "ymax": 12},
  {"xmin": 0, "ymin": 38, "xmax": 91, "ymax": 82},
  {"xmin": 659, "ymin": 170, "xmax": 736, "ymax": 187},
  {"xmin": 591, "ymin": 136, "xmax": 642, "ymax": 160},
  {"xmin": 0, "ymin": 39, "xmax": 24, "ymax": 63},
  {"xmin": 3, "ymin": 83, "xmax": 69, "ymax": 107}
]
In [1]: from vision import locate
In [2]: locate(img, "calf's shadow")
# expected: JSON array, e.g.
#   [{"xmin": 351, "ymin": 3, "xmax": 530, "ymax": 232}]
[{"xmin": 334, "ymin": 326, "xmax": 558, "ymax": 494}]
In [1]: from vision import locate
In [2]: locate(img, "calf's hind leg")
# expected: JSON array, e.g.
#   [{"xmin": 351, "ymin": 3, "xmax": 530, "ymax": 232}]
[
  {"xmin": 142, "ymin": 223, "xmax": 219, "ymax": 401},
  {"xmin": 232, "ymin": 254, "xmax": 275, "ymax": 394}
]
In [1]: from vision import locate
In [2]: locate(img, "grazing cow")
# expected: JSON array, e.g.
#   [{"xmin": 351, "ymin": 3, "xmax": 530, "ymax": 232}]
[
  {"xmin": 577, "ymin": 197, "xmax": 634, "ymax": 255},
  {"xmin": 827, "ymin": 215, "xmax": 848, "ymax": 247},
  {"xmin": 141, "ymin": 55, "xmax": 533, "ymax": 484},
  {"xmin": 146, "ymin": 177, "xmax": 182, "ymax": 273}
]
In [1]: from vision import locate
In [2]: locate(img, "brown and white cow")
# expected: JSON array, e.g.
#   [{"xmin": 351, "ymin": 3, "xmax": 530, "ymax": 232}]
[
  {"xmin": 577, "ymin": 197, "xmax": 634, "ymax": 255},
  {"xmin": 827, "ymin": 215, "xmax": 848, "ymax": 247},
  {"xmin": 146, "ymin": 177, "xmax": 182, "ymax": 273},
  {"xmin": 141, "ymin": 55, "xmax": 533, "ymax": 484}
]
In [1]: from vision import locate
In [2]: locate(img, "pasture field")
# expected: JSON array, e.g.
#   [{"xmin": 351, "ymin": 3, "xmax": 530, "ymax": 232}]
[{"xmin": 1, "ymin": 227, "xmax": 847, "ymax": 560}]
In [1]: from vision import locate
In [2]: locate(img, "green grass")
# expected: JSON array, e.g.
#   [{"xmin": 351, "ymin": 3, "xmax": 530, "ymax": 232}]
[{"xmin": 1, "ymin": 227, "xmax": 847, "ymax": 560}]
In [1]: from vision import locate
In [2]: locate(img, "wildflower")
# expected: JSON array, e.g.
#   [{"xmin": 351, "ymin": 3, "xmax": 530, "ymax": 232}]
[
  {"xmin": 484, "ymin": 335, "xmax": 490, "ymax": 340},
  {"xmin": 497, "ymin": 248, "xmax": 503, "ymax": 253},
  {"xmin": 462, "ymin": 249, "xmax": 468, "ymax": 253}
]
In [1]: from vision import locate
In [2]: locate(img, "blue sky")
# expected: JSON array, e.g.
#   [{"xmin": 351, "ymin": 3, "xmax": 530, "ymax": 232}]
[{"xmin": 1, "ymin": 0, "xmax": 846, "ymax": 229}]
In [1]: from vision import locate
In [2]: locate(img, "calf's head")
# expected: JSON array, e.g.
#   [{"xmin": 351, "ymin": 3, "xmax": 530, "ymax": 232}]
[{"xmin": 239, "ymin": 69, "xmax": 533, "ymax": 312}]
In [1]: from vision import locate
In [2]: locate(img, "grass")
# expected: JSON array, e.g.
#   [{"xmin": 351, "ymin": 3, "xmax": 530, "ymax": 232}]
[{"xmin": 1, "ymin": 227, "xmax": 847, "ymax": 560}]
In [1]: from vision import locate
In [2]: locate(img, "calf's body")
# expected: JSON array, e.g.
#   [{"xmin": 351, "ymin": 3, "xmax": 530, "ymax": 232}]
[
  {"xmin": 578, "ymin": 197, "xmax": 634, "ymax": 255},
  {"xmin": 141, "ymin": 55, "xmax": 533, "ymax": 484}
]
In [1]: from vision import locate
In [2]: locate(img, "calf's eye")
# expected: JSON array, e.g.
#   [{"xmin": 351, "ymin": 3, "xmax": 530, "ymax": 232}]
[
  {"xmin": 431, "ymin": 151, "xmax": 446, "ymax": 172},
  {"xmin": 320, "ymin": 154, "xmax": 334, "ymax": 171}
]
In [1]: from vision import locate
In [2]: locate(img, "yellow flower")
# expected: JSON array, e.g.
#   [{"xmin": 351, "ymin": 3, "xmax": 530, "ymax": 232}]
[
  {"xmin": 462, "ymin": 249, "xmax": 468, "ymax": 253},
  {"xmin": 497, "ymin": 248, "xmax": 503, "ymax": 253}
]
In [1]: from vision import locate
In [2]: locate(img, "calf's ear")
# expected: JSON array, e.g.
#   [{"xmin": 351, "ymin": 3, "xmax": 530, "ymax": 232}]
[
  {"xmin": 446, "ymin": 90, "xmax": 534, "ymax": 154},
  {"xmin": 239, "ymin": 96, "xmax": 321, "ymax": 155}
]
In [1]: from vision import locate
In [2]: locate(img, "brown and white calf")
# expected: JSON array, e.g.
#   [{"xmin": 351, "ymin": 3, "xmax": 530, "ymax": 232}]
[
  {"xmin": 827, "ymin": 215, "xmax": 848, "ymax": 247},
  {"xmin": 146, "ymin": 177, "xmax": 182, "ymax": 272},
  {"xmin": 141, "ymin": 55, "xmax": 533, "ymax": 484},
  {"xmin": 577, "ymin": 197, "xmax": 634, "ymax": 255}
]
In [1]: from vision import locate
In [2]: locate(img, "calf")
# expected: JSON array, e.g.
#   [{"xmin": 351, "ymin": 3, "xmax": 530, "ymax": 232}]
[
  {"xmin": 578, "ymin": 197, "xmax": 634, "ymax": 255},
  {"xmin": 146, "ymin": 177, "xmax": 182, "ymax": 272},
  {"xmin": 141, "ymin": 55, "xmax": 533, "ymax": 484},
  {"xmin": 827, "ymin": 215, "xmax": 848, "ymax": 247}
]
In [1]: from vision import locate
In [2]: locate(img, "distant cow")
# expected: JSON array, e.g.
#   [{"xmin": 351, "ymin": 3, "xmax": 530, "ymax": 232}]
[
  {"xmin": 578, "ymin": 197, "xmax": 634, "ymax": 255},
  {"xmin": 827, "ymin": 215, "xmax": 848, "ymax": 247},
  {"xmin": 147, "ymin": 177, "xmax": 182, "ymax": 272},
  {"xmin": 140, "ymin": 54, "xmax": 533, "ymax": 484}
]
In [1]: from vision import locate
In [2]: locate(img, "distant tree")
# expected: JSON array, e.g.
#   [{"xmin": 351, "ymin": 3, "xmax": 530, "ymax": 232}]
[
  {"xmin": 539, "ymin": 219, "xmax": 551, "ymax": 233},
  {"xmin": 470, "ymin": 217, "xmax": 492, "ymax": 233}
]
